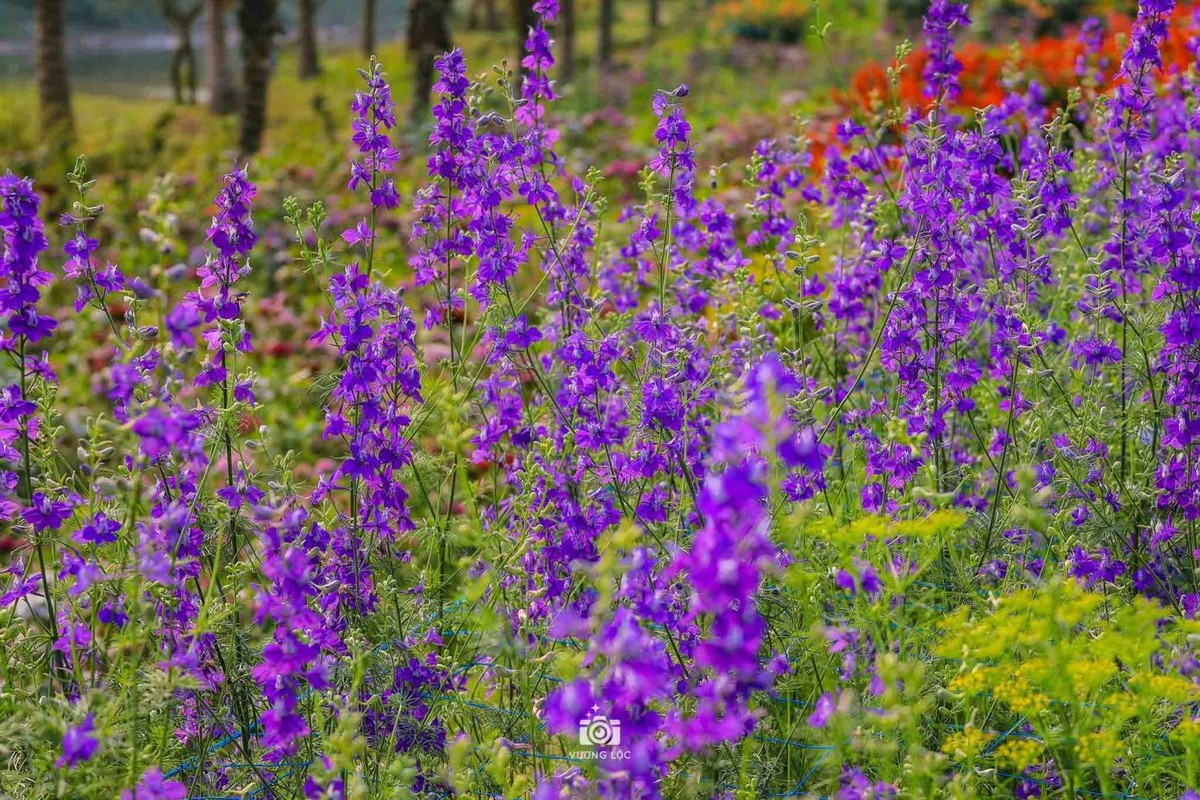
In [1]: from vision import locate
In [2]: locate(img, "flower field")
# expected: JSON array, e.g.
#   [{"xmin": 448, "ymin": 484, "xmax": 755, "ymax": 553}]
[{"xmin": 4, "ymin": 0, "xmax": 1200, "ymax": 798}]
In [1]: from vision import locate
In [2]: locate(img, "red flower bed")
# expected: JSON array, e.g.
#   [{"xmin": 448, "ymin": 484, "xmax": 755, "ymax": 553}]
[{"xmin": 846, "ymin": 4, "xmax": 1200, "ymax": 111}]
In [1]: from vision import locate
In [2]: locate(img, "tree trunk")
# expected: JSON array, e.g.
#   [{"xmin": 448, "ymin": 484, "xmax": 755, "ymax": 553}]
[
  {"xmin": 649, "ymin": 0, "xmax": 660, "ymax": 32},
  {"xmin": 206, "ymin": 0, "xmax": 236, "ymax": 115},
  {"xmin": 237, "ymin": 0, "xmax": 279, "ymax": 154},
  {"xmin": 511, "ymin": 0, "xmax": 536, "ymax": 82},
  {"xmin": 297, "ymin": 0, "xmax": 321, "ymax": 79},
  {"xmin": 466, "ymin": 0, "xmax": 501, "ymax": 30},
  {"xmin": 164, "ymin": 4, "xmax": 203, "ymax": 104},
  {"xmin": 169, "ymin": 23, "xmax": 200, "ymax": 104},
  {"xmin": 407, "ymin": 0, "xmax": 451, "ymax": 121},
  {"xmin": 183, "ymin": 37, "xmax": 198, "ymax": 103},
  {"xmin": 171, "ymin": 44, "xmax": 185, "ymax": 104},
  {"xmin": 362, "ymin": 0, "xmax": 377, "ymax": 57},
  {"xmin": 34, "ymin": 0, "xmax": 74, "ymax": 143},
  {"xmin": 559, "ymin": 0, "xmax": 575, "ymax": 83},
  {"xmin": 598, "ymin": 0, "xmax": 615, "ymax": 67}
]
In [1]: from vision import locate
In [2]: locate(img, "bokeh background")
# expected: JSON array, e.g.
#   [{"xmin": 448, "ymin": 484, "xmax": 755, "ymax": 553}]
[
  {"xmin": 0, "ymin": 0, "xmax": 1179, "ymax": 469},
  {"xmin": 0, "ymin": 0, "xmax": 1154, "ymax": 201}
]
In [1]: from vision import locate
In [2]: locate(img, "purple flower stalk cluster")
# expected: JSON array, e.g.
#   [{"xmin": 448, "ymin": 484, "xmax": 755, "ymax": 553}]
[
  {"xmin": 252, "ymin": 510, "xmax": 333, "ymax": 761},
  {"xmin": 0, "ymin": 174, "xmax": 56, "ymax": 347},
  {"xmin": 0, "ymin": 173, "xmax": 55, "ymax": 494},
  {"xmin": 316, "ymin": 60, "xmax": 423, "ymax": 582},
  {"xmin": 0, "ymin": 172, "xmax": 70, "ymax": 656},
  {"xmin": 348, "ymin": 62, "xmax": 401, "ymax": 214},
  {"xmin": 922, "ymin": 0, "xmax": 971, "ymax": 103},
  {"xmin": 669, "ymin": 357, "xmax": 806, "ymax": 747},
  {"xmin": 190, "ymin": 165, "xmax": 258, "ymax": 390}
]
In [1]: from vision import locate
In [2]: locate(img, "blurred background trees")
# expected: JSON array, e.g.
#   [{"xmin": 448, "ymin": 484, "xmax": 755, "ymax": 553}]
[
  {"xmin": 205, "ymin": 0, "xmax": 236, "ymax": 113},
  {"xmin": 3, "ymin": 0, "xmax": 1144, "ymax": 164},
  {"xmin": 161, "ymin": 0, "xmax": 203, "ymax": 104},
  {"xmin": 296, "ymin": 0, "xmax": 320, "ymax": 78},
  {"xmin": 14, "ymin": 0, "xmax": 666, "ymax": 155},
  {"xmin": 237, "ymin": 0, "xmax": 279, "ymax": 153},
  {"xmin": 361, "ymin": 0, "xmax": 376, "ymax": 57},
  {"xmin": 33, "ymin": 0, "xmax": 73, "ymax": 144},
  {"xmin": 406, "ymin": 0, "xmax": 450, "ymax": 119}
]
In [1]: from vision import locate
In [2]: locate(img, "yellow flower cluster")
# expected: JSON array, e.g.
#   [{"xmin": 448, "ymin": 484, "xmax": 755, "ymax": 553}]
[
  {"xmin": 948, "ymin": 667, "xmax": 990, "ymax": 696},
  {"xmin": 889, "ymin": 510, "xmax": 969, "ymax": 539},
  {"xmin": 994, "ymin": 738, "xmax": 1043, "ymax": 770},
  {"xmin": 1077, "ymin": 730, "xmax": 1122, "ymax": 766},
  {"xmin": 935, "ymin": 579, "xmax": 1156, "ymax": 665},
  {"xmin": 1169, "ymin": 717, "xmax": 1200, "ymax": 744},
  {"xmin": 812, "ymin": 510, "xmax": 968, "ymax": 549},
  {"xmin": 940, "ymin": 725, "xmax": 996, "ymax": 761},
  {"xmin": 1132, "ymin": 674, "xmax": 1200, "ymax": 704},
  {"xmin": 1064, "ymin": 657, "xmax": 1118, "ymax": 700},
  {"xmin": 991, "ymin": 671, "xmax": 1051, "ymax": 716}
]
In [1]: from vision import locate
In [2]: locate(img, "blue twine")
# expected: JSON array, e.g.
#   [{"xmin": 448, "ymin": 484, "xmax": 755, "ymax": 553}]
[{"xmin": 163, "ymin": 725, "xmax": 263, "ymax": 780}]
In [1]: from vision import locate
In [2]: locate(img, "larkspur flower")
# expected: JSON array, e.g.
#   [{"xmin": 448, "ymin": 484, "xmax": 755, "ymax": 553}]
[
  {"xmin": 56, "ymin": 713, "xmax": 98, "ymax": 768},
  {"xmin": 190, "ymin": 164, "xmax": 258, "ymax": 389},
  {"xmin": 121, "ymin": 767, "xmax": 187, "ymax": 800}
]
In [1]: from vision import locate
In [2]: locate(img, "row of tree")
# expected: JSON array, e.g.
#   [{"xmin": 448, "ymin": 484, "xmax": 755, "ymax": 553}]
[
  {"xmin": 32, "ymin": 0, "xmax": 659, "ymax": 155},
  {"xmin": 33, "ymin": 0, "xmax": 278, "ymax": 152}
]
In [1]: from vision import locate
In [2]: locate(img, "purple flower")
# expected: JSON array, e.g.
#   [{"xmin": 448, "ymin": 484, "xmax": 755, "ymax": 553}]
[
  {"xmin": 0, "ymin": 173, "xmax": 56, "ymax": 344},
  {"xmin": 921, "ymin": 0, "xmax": 970, "ymax": 103},
  {"xmin": 22, "ymin": 491, "xmax": 74, "ymax": 531},
  {"xmin": 837, "ymin": 765, "xmax": 898, "ymax": 799},
  {"xmin": 0, "ymin": 557, "xmax": 41, "ymax": 608},
  {"xmin": 779, "ymin": 426, "xmax": 828, "ymax": 471},
  {"xmin": 131, "ymin": 406, "xmax": 202, "ymax": 462},
  {"xmin": 544, "ymin": 679, "xmax": 597, "ymax": 735},
  {"xmin": 808, "ymin": 692, "xmax": 836, "ymax": 728},
  {"xmin": 56, "ymin": 714, "xmax": 98, "ymax": 768},
  {"xmin": 190, "ymin": 165, "xmax": 258, "ymax": 389},
  {"xmin": 121, "ymin": 768, "xmax": 187, "ymax": 800},
  {"xmin": 348, "ymin": 61, "xmax": 401, "ymax": 221}
]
